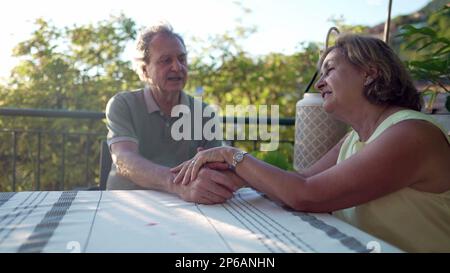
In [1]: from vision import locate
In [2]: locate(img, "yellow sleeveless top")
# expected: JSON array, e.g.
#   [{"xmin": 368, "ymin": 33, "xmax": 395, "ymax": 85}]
[{"xmin": 333, "ymin": 110, "xmax": 450, "ymax": 252}]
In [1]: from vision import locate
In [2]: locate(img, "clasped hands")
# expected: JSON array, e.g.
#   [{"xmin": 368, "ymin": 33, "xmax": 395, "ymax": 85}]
[
  {"xmin": 170, "ymin": 147, "xmax": 243, "ymax": 204},
  {"xmin": 171, "ymin": 146, "xmax": 234, "ymax": 185}
]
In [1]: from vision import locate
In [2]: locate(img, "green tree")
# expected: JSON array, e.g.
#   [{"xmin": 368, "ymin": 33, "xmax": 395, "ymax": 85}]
[
  {"xmin": 0, "ymin": 10, "xmax": 322, "ymax": 190},
  {"xmin": 398, "ymin": 6, "xmax": 450, "ymax": 112},
  {"xmin": 186, "ymin": 23, "xmax": 320, "ymax": 166},
  {"xmin": 5, "ymin": 14, "xmax": 139, "ymax": 110},
  {"xmin": 0, "ymin": 15, "xmax": 139, "ymax": 191}
]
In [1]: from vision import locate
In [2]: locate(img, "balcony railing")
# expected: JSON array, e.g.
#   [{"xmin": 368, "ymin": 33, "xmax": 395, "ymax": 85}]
[{"xmin": 0, "ymin": 107, "xmax": 295, "ymax": 192}]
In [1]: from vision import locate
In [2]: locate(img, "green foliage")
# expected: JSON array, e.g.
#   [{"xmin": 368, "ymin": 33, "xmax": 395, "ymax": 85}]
[
  {"xmin": 2, "ymin": 1, "xmax": 449, "ymax": 191},
  {"xmin": 328, "ymin": 15, "xmax": 370, "ymax": 34},
  {"xmin": 186, "ymin": 24, "xmax": 319, "ymax": 151},
  {"xmin": 398, "ymin": 6, "xmax": 450, "ymax": 112},
  {"xmin": 325, "ymin": 15, "xmax": 369, "ymax": 47},
  {"xmin": 4, "ymin": 14, "xmax": 140, "ymax": 111},
  {"xmin": 0, "ymin": 14, "xmax": 140, "ymax": 191},
  {"xmin": 4, "ymin": 1, "xmax": 448, "ymax": 191},
  {"xmin": 446, "ymin": 96, "xmax": 450, "ymax": 111},
  {"xmin": 0, "ymin": 13, "xmax": 309, "ymax": 191},
  {"xmin": 251, "ymin": 143, "xmax": 294, "ymax": 171},
  {"xmin": 186, "ymin": 15, "xmax": 319, "ymax": 117}
]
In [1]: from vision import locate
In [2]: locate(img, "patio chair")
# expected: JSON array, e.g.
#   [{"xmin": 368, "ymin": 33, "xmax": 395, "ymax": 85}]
[{"xmin": 98, "ymin": 140, "xmax": 111, "ymax": 190}]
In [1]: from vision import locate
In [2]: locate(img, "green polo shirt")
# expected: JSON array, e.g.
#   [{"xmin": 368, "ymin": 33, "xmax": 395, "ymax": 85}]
[{"xmin": 105, "ymin": 87, "xmax": 222, "ymax": 190}]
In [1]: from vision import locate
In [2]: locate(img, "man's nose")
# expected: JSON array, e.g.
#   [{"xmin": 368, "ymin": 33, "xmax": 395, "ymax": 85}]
[{"xmin": 171, "ymin": 60, "xmax": 182, "ymax": 71}]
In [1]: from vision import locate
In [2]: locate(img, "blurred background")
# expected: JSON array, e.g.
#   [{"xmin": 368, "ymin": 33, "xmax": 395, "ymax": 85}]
[{"xmin": 0, "ymin": 0, "xmax": 448, "ymax": 191}]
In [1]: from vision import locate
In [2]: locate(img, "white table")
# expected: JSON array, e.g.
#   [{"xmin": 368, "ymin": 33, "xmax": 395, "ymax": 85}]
[{"xmin": 0, "ymin": 188, "xmax": 401, "ymax": 253}]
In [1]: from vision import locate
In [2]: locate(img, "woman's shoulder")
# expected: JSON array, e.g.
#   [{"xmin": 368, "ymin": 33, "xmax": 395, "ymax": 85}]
[
  {"xmin": 376, "ymin": 109, "xmax": 449, "ymax": 144},
  {"xmin": 366, "ymin": 115, "xmax": 449, "ymax": 175},
  {"xmin": 382, "ymin": 118, "xmax": 450, "ymax": 191},
  {"xmin": 388, "ymin": 115, "xmax": 448, "ymax": 142},
  {"xmin": 381, "ymin": 118, "xmax": 447, "ymax": 150}
]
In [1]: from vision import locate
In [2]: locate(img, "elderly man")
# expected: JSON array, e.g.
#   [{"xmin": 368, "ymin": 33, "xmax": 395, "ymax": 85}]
[{"xmin": 105, "ymin": 23, "xmax": 244, "ymax": 204}]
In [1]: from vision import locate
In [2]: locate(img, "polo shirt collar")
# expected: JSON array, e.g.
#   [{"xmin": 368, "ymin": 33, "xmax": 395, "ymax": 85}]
[{"xmin": 143, "ymin": 85, "xmax": 190, "ymax": 114}]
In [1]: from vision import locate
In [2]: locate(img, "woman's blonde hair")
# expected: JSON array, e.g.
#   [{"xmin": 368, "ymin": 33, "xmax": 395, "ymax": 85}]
[{"xmin": 318, "ymin": 34, "xmax": 422, "ymax": 111}]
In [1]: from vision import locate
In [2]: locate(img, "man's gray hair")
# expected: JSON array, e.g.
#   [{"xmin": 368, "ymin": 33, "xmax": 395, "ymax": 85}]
[{"xmin": 135, "ymin": 22, "xmax": 186, "ymax": 64}]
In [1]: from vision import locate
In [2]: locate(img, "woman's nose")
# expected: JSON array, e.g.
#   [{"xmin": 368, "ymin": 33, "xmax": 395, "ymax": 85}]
[{"xmin": 314, "ymin": 76, "xmax": 325, "ymax": 91}]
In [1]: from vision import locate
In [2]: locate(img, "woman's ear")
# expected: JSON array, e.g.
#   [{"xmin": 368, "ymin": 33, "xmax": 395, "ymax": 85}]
[
  {"xmin": 364, "ymin": 66, "xmax": 379, "ymax": 86},
  {"xmin": 364, "ymin": 77, "xmax": 373, "ymax": 86}
]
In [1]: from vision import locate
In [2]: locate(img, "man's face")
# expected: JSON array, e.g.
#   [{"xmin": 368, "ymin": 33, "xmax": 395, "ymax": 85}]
[{"xmin": 144, "ymin": 33, "xmax": 188, "ymax": 94}]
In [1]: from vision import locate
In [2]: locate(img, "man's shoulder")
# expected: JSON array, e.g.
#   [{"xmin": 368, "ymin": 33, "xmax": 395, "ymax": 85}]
[
  {"xmin": 108, "ymin": 89, "xmax": 145, "ymax": 107},
  {"xmin": 184, "ymin": 92, "xmax": 217, "ymax": 110},
  {"xmin": 113, "ymin": 89, "xmax": 144, "ymax": 100},
  {"xmin": 106, "ymin": 89, "xmax": 145, "ymax": 114}
]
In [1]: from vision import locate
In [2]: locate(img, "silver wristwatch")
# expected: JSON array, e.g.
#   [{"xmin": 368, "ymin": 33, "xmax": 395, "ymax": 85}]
[{"xmin": 231, "ymin": 150, "xmax": 248, "ymax": 169}]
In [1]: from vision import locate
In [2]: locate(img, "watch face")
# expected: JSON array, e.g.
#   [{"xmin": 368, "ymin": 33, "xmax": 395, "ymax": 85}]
[{"xmin": 235, "ymin": 152, "xmax": 244, "ymax": 162}]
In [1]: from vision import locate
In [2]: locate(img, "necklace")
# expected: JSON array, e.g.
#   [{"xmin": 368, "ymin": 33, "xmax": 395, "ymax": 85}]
[
  {"xmin": 359, "ymin": 105, "xmax": 389, "ymax": 142},
  {"xmin": 374, "ymin": 106, "xmax": 389, "ymax": 129}
]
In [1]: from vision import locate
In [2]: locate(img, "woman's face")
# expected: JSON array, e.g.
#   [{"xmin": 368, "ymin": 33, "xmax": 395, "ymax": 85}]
[{"xmin": 314, "ymin": 48, "xmax": 366, "ymax": 115}]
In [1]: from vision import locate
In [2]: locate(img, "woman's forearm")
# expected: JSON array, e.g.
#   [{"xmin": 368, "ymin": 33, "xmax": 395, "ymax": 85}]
[{"xmin": 229, "ymin": 152, "xmax": 310, "ymax": 210}]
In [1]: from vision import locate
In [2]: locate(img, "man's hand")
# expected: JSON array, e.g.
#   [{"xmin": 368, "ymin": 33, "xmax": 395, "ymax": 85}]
[
  {"xmin": 170, "ymin": 147, "xmax": 248, "ymax": 204},
  {"xmin": 196, "ymin": 147, "xmax": 247, "ymax": 189},
  {"xmin": 221, "ymin": 170, "xmax": 248, "ymax": 189},
  {"xmin": 172, "ymin": 168, "xmax": 239, "ymax": 204}
]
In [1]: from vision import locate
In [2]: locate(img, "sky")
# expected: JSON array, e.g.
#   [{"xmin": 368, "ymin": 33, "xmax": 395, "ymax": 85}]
[{"xmin": 0, "ymin": 0, "xmax": 431, "ymax": 80}]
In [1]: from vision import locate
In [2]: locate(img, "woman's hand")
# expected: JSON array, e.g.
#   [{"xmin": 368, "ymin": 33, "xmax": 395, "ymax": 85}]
[
  {"xmin": 196, "ymin": 147, "xmax": 229, "ymax": 171},
  {"xmin": 171, "ymin": 146, "xmax": 235, "ymax": 185}
]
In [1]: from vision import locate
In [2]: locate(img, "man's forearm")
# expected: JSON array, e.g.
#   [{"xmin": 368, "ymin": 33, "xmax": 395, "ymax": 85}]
[{"xmin": 114, "ymin": 151, "xmax": 175, "ymax": 192}]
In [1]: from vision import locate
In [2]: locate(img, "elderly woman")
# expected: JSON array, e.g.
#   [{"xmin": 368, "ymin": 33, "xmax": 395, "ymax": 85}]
[{"xmin": 172, "ymin": 34, "xmax": 450, "ymax": 252}]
